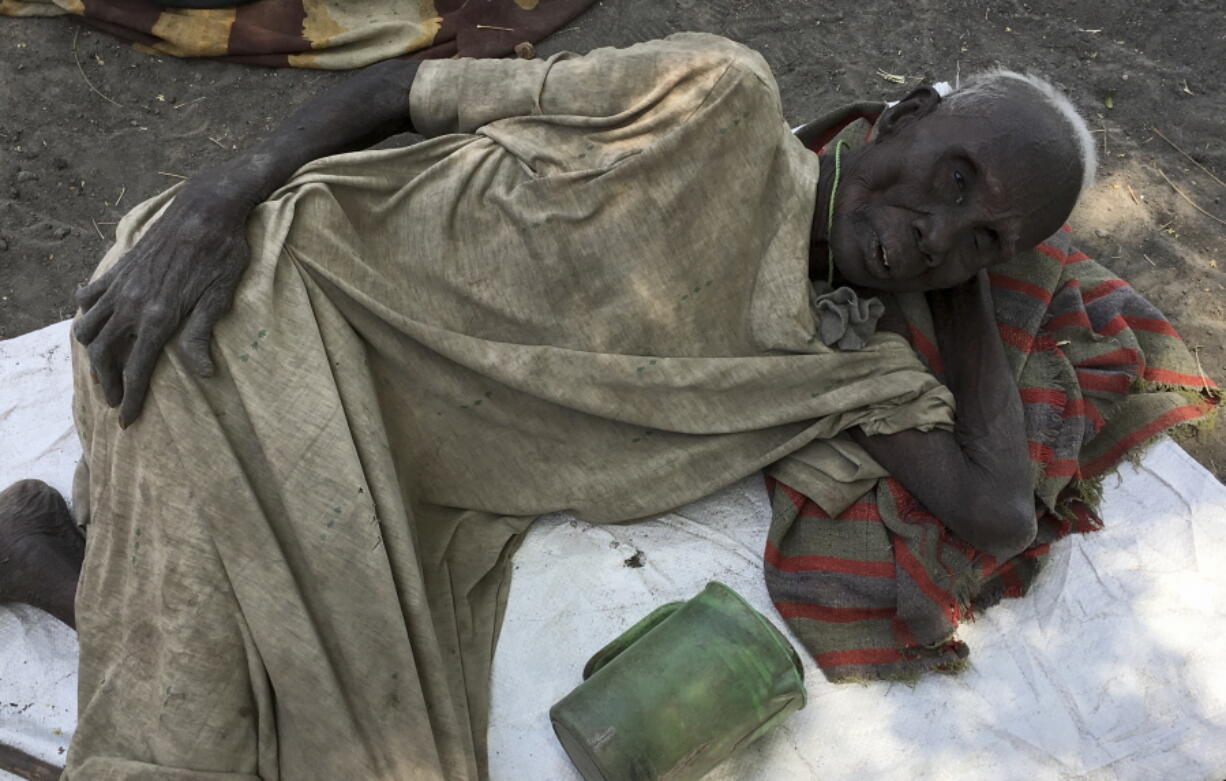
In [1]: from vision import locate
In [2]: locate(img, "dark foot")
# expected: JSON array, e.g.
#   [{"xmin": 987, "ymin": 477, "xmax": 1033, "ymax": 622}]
[{"xmin": 0, "ymin": 480, "xmax": 83, "ymax": 629}]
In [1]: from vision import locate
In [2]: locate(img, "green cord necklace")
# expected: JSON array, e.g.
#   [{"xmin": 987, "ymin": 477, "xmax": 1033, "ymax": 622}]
[{"xmin": 824, "ymin": 139, "xmax": 849, "ymax": 286}]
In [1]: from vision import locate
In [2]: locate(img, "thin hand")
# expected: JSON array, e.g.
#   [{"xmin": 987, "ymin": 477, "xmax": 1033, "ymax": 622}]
[{"xmin": 73, "ymin": 183, "xmax": 251, "ymax": 428}]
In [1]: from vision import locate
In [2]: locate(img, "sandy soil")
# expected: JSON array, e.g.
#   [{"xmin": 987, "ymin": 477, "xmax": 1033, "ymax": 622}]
[{"xmin": 1, "ymin": 0, "xmax": 1223, "ymax": 476}]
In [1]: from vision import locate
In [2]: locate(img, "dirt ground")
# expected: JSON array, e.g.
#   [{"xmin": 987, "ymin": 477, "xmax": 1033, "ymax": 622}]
[{"xmin": 1, "ymin": 0, "xmax": 1223, "ymax": 477}]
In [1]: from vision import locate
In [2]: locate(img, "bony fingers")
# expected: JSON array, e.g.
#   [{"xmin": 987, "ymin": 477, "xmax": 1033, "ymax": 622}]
[
  {"xmin": 74, "ymin": 268, "xmax": 114, "ymax": 310},
  {"xmin": 93, "ymin": 352, "xmax": 124, "ymax": 409},
  {"xmin": 87, "ymin": 320, "xmax": 127, "ymax": 408},
  {"xmin": 73, "ymin": 300, "xmax": 113, "ymax": 346},
  {"xmin": 118, "ymin": 345, "xmax": 160, "ymax": 430},
  {"xmin": 178, "ymin": 298, "xmax": 223, "ymax": 378},
  {"xmin": 180, "ymin": 332, "xmax": 216, "ymax": 378}
]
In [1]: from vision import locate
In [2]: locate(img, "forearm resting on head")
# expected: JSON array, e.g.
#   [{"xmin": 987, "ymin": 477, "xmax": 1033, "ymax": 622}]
[{"xmin": 851, "ymin": 273, "xmax": 1034, "ymax": 560}]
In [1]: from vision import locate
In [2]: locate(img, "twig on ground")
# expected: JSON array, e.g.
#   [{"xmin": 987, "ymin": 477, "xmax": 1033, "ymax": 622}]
[
  {"xmin": 475, "ymin": 24, "xmax": 514, "ymax": 31},
  {"xmin": 1126, "ymin": 184, "xmax": 1141, "ymax": 206},
  {"xmin": 207, "ymin": 137, "xmax": 227, "ymax": 150},
  {"xmin": 157, "ymin": 172, "xmax": 188, "ymax": 180},
  {"xmin": 114, "ymin": 186, "xmax": 125, "ymax": 207},
  {"xmin": 1153, "ymin": 166, "xmax": 1226, "ymax": 225},
  {"xmin": 173, "ymin": 96, "xmax": 207, "ymax": 110},
  {"xmin": 1191, "ymin": 346, "xmax": 1212, "ymax": 393},
  {"xmin": 1143, "ymin": 253, "xmax": 1156, "ymax": 267},
  {"xmin": 91, "ymin": 218, "xmax": 105, "ymax": 240},
  {"xmin": 72, "ymin": 27, "xmax": 123, "ymax": 108},
  {"xmin": 1152, "ymin": 126, "xmax": 1226, "ymax": 191}
]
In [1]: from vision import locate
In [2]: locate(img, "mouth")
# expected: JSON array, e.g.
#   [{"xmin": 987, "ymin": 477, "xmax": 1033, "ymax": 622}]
[{"xmin": 866, "ymin": 226, "xmax": 892, "ymax": 280}]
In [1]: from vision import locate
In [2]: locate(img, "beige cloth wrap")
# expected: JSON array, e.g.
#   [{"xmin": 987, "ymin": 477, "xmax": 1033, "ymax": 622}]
[{"xmin": 66, "ymin": 34, "xmax": 952, "ymax": 779}]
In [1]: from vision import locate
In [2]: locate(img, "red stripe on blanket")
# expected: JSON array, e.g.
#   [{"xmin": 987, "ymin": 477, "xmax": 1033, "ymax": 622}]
[
  {"xmin": 998, "ymin": 322, "xmax": 1036, "ymax": 353},
  {"xmin": 1045, "ymin": 310, "xmax": 1092, "ymax": 331},
  {"xmin": 775, "ymin": 602, "xmax": 897, "ymax": 623},
  {"xmin": 884, "ymin": 480, "xmax": 943, "ymax": 529},
  {"xmin": 814, "ymin": 647, "xmax": 904, "ymax": 668},
  {"xmin": 1044, "ymin": 459, "xmax": 1080, "ymax": 478},
  {"xmin": 908, "ymin": 324, "xmax": 944, "ymax": 374},
  {"xmin": 1028, "ymin": 441, "xmax": 1053, "ymax": 462},
  {"xmin": 841, "ymin": 499, "xmax": 884, "ymax": 521},
  {"xmin": 1143, "ymin": 366, "xmax": 1217, "ymax": 387},
  {"xmin": 1083, "ymin": 279, "xmax": 1130, "ymax": 302},
  {"xmin": 998, "ymin": 561, "xmax": 1024, "ymax": 596},
  {"xmin": 1027, "ymin": 442, "xmax": 1078, "ymax": 476},
  {"xmin": 1022, "ymin": 542, "xmax": 1052, "ymax": 558},
  {"xmin": 894, "ymin": 543, "xmax": 958, "ymax": 621},
  {"xmin": 1035, "ymin": 242, "xmax": 1067, "ymax": 263},
  {"xmin": 776, "ymin": 481, "xmax": 807, "ymax": 509},
  {"xmin": 1077, "ymin": 346, "xmax": 1142, "ymax": 369},
  {"xmin": 1128, "ymin": 316, "xmax": 1181, "ymax": 338},
  {"xmin": 989, "ymin": 272, "xmax": 1053, "ymax": 304},
  {"xmin": 1020, "ymin": 387, "xmax": 1066, "ymax": 407},
  {"xmin": 1075, "ymin": 370, "xmax": 1132, "ymax": 395},
  {"xmin": 1081, "ymin": 403, "xmax": 1209, "ymax": 477},
  {"xmin": 765, "ymin": 542, "xmax": 896, "ymax": 576},
  {"xmin": 1065, "ymin": 397, "xmax": 1106, "ymax": 431},
  {"xmin": 1097, "ymin": 315, "xmax": 1181, "ymax": 340}
]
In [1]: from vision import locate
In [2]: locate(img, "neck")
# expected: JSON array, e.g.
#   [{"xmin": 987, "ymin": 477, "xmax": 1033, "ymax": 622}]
[{"xmin": 808, "ymin": 154, "xmax": 838, "ymax": 280}]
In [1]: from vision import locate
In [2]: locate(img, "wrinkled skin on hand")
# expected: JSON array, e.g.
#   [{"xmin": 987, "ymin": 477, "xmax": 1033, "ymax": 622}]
[{"xmin": 73, "ymin": 176, "xmax": 252, "ymax": 428}]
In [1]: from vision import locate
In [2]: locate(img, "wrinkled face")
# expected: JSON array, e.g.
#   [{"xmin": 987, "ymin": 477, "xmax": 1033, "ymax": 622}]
[{"xmin": 828, "ymin": 84, "xmax": 1084, "ymax": 292}]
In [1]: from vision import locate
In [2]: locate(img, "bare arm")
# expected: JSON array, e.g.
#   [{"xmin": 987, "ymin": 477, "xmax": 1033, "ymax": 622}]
[
  {"xmin": 74, "ymin": 60, "xmax": 421, "ymax": 427},
  {"xmin": 850, "ymin": 272, "xmax": 1035, "ymax": 560},
  {"xmin": 208, "ymin": 59, "xmax": 423, "ymax": 208}
]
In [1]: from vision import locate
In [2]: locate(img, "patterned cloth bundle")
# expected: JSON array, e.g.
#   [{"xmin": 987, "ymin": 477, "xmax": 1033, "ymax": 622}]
[{"xmin": 0, "ymin": 0, "xmax": 594, "ymax": 68}]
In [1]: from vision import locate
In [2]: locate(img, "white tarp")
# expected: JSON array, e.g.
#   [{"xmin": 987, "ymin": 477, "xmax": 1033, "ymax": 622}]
[{"xmin": 2, "ymin": 320, "xmax": 1225, "ymax": 780}]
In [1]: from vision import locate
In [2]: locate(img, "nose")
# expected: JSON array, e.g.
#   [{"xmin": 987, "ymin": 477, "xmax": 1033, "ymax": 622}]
[{"xmin": 912, "ymin": 214, "xmax": 954, "ymax": 267}]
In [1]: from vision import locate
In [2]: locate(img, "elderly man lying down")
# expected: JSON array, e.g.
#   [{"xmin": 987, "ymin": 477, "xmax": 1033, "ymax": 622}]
[{"xmin": 0, "ymin": 31, "xmax": 1212, "ymax": 779}]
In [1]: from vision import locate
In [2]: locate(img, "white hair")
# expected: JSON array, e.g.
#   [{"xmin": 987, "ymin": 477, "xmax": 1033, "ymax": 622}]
[{"xmin": 942, "ymin": 69, "xmax": 1098, "ymax": 196}]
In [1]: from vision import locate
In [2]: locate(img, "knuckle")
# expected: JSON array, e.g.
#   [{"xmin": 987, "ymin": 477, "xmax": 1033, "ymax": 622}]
[
  {"xmin": 121, "ymin": 364, "xmax": 146, "ymax": 387},
  {"xmin": 148, "ymin": 303, "xmax": 184, "ymax": 333},
  {"xmin": 116, "ymin": 289, "xmax": 142, "ymax": 310},
  {"xmin": 144, "ymin": 303, "xmax": 170, "ymax": 326}
]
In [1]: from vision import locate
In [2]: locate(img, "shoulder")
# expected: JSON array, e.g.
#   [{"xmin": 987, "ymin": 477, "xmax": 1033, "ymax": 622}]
[
  {"xmin": 640, "ymin": 32, "xmax": 775, "ymax": 82},
  {"xmin": 629, "ymin": 33, "xmax": 782, "ymax": 116}
]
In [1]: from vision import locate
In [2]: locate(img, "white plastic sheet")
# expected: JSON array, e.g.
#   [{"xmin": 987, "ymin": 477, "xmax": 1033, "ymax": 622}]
[{"xmin": 2, "ymin": 320, "xmax": 1225, "ymax": 779}]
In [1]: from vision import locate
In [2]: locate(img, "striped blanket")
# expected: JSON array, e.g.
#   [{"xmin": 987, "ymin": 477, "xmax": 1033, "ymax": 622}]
[
  {"xmin": 0, "ymin": 0, "xmax": 594, "ymax": 68},
  {"xmin": 765, "ymin": 226, "xmax": 1219, "ymax": 682}
]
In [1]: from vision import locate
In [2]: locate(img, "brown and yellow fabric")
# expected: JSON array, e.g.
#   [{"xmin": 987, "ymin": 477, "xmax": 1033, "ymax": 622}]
[
  {"xmin": 0, "ymin": 0, "xmax": 595, "ymax": 68},
  {"xmin": 65, "ymin": 35, "xmax": 954, "ymax": 779}
]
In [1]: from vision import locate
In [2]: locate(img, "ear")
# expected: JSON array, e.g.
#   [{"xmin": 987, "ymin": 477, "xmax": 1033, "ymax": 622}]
[{"xmin": 874, "ymin": 86, "xmax": 941, "ymax": 141}]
